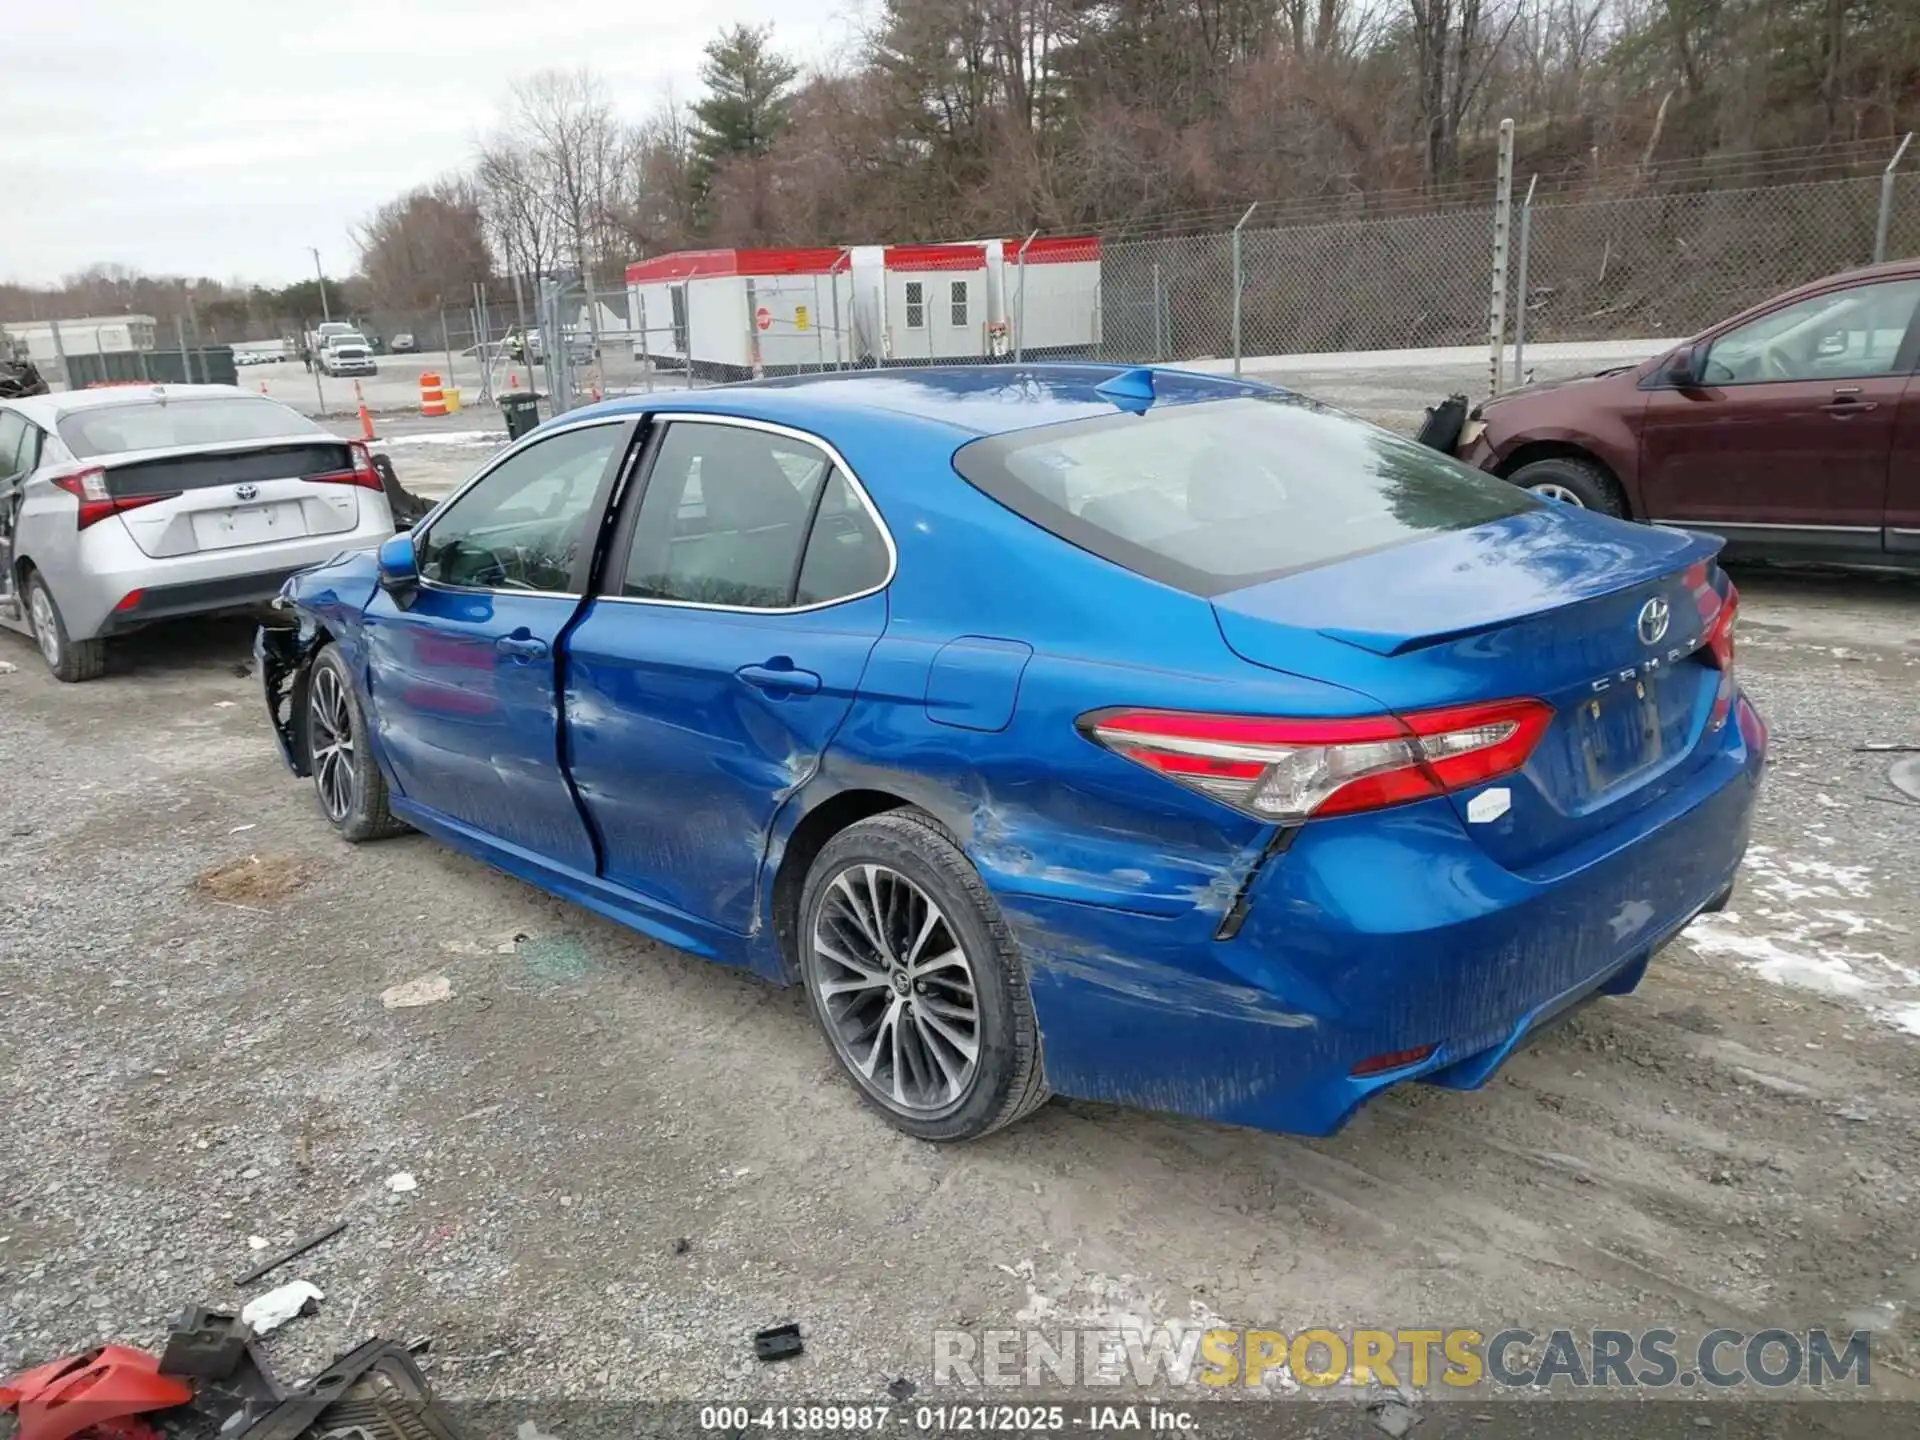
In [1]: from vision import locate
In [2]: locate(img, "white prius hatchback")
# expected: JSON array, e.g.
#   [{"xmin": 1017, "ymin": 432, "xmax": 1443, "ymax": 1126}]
[{"xmin": 0, "ymin": 385, "xmax": 395, "ymax": 681}]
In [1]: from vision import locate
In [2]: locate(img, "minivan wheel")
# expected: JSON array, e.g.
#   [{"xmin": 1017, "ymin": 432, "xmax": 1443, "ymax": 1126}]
[
  {"xmin": 25, "ymin": 573, "xmax": 105, "ymax": 683},
  {"xmin": 306, "ymin": 643, "xmax": 410, "ymax": 843},
  {"xmin": 799, "ymin": 810, "xmax": 1049, "ymax": 1142},
  {"xmin": 1509, "ymin": 456, "xmax": 1627, "ymax": 517}
]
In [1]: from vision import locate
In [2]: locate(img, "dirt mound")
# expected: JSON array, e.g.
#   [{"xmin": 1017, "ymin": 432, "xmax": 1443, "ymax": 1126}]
[{"xmin": 193, "ymin": 852, "xmax": 315, "ymax": 904}]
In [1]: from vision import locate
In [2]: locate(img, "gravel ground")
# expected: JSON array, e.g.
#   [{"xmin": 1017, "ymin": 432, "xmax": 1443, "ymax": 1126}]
[{"xmin": 3, "ymin": 376, "xmax": 1918, "ymax": 1437}]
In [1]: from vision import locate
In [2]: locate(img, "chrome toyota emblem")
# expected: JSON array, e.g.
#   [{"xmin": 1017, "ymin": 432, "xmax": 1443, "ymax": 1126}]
[
  {"xmin": 1636, "ymin": 596, "xmax": 1671, "ymax": 646},
  {"xmin": 233, "ymin": 483, "xmax": 259, "ymax": 501}
]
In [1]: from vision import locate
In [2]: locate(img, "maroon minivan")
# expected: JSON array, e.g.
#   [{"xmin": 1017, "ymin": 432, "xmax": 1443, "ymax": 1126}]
[{"xmin": 1451, "ymin": 260, "xmax": 1920, "ymax": 569}]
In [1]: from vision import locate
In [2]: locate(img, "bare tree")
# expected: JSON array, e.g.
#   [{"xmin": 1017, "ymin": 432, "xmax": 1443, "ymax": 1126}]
[
  {"xmin": 356, "ymin": 175, "xmax": 494, "ymax": 313},
  {"xmin": 477, "ymin": 136, "xmax": 559, "ymax": 317},
  {"xmin": 503, "ymin": 69, "xmax": 629, "ymax": 349}
]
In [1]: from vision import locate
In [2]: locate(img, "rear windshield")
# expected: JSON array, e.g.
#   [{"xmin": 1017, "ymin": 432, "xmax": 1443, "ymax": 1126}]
[
  {"xmin": 951, "ymin": 394, "xmax": 1535, "ymax": 596},
  {"xmin": 59, "ymin": 396, "xmax": 319, "ymax": 459}
]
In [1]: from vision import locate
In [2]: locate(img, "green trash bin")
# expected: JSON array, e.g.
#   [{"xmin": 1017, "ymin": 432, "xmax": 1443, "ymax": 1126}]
[{"xmin": 500, "ymin": 391, "xmax": 540, "ymax": 441}]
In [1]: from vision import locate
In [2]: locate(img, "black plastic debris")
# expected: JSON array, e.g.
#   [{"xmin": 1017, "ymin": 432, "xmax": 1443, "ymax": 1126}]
[
  {"xmin": 233, "ymin": 1221, "xmax": 348, "ymax": 1288},
  {"xmin": 1414, "ymin": 393, "xmax": 1468, "ymax": 454},
  {"xmin": 158, "ymin": 1305, "xmax": 253, "ymax": 1380},
  {"xmin": 886, "ymin": 1377, "xmax": 916, "ymax": 1402},
  {"xmin": 753, "ymin": 1323, "xmax": 804, "ymax": 1363},
  {"xmin": 228, "ymin": 1338, "xmax": 465, "ymax": 1440},
  {"xmin": 671, "ymin": 1238, "xmax": 691, "ymax": 1256}
]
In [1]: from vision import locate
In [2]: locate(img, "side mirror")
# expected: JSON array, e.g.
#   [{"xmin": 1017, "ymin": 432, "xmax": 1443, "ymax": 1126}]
[
  {"xmin": 376, "ymin": 532, "xmax": 419, "ymax": 601},
  {"xmin": 1667, "ymin": 340, "xmax": 1710, "ymax": 389}
]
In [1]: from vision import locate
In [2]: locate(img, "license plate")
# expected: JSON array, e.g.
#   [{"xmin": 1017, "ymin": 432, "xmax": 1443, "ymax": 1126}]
[
  {"xmin": 1577, "ymin": 681, "xmax": 1664, "ymax": 790},
  {"xmin": 192, "ymin": 501, "xmax": 301, "ymax": 551}
]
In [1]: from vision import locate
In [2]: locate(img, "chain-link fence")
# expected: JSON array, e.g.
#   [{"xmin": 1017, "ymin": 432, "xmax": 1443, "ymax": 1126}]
[
  {"xmin": 1086, "ymin": 135, "xmax": 1916, "ymax": 391},
  {"xmin": 1514, "ymin": 173, "xmax": 1920, "ymax": 345}
]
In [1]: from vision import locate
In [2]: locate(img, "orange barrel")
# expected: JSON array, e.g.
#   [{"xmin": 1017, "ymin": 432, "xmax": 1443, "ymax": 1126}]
[{"xmin": 419, "ymin": 372, "xmax": 447, "ymax": 417}]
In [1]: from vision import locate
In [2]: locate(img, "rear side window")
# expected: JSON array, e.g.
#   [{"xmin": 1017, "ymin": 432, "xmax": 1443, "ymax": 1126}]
[
  {"xmin": 621, "ymin": 421, "xmax": 888, "ymax": 609},
  {"xmin": 951, "ymin": 395, "xmax": 1534, "ymax": 596},
  {"xmin": 58, "ymin": 396, "xmax": 321, "ymax": 459}
]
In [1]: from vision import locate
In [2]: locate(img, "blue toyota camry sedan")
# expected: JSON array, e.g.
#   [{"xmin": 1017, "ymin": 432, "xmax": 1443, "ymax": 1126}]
[{"xmin": 258, "ymin": 366, "xmax": 1766, "ymax": 1141}]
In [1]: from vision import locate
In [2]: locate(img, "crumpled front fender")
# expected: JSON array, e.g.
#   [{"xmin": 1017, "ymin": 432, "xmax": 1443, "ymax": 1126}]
[{"xmin": 256, "ymin": 613, "xmax": 325, "ymax": 778}]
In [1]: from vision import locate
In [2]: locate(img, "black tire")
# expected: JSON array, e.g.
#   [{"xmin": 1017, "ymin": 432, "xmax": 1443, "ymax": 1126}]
[
  {"xmin": 25, "ymin": 572, "xmax": 105, "ymax": 682},
  {"xmin": 799, "ymin": 809, "xmax": 1049, "ymax": 1142},
  {"xmin": 1508, "ymin": 455, "xmax": 1628, "ymax": 517},
  {"xmin": 306, "ymin": 643, "xmax": 409, "ymax": 843}
]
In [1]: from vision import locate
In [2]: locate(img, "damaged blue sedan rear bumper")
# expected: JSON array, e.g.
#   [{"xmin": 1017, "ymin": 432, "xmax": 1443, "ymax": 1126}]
[{"xmin": 1003, "ymin": 696, "xmax": 1765, "ymax": 1137}]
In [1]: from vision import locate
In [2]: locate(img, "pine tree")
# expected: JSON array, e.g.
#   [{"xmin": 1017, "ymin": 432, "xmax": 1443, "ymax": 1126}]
[{"xmin": 689, "ymin": 24, "xmax": 799, "ymax": 200}]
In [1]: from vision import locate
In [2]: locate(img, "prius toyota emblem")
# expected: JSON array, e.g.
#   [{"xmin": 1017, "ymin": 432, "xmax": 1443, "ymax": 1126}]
[
  {"xmin": 233, "ymin": 483, "xmax": 259, "ymax": 501},
  {"xmin": 1637, "ymin": 596, "xmax": 1672, "ymax": 646}
]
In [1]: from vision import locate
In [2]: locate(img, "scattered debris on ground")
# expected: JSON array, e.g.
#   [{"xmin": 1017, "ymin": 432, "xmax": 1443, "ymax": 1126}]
[
  {"xmin": 754, "ymin": 1322, "xmax": 804, "ymax": 1363},
  {"xmin": 238, "ymin": 1280, "xmax": 323, "ymax": 1336},
  {"xmin": 233, "ymin": 1222, "xmax": 348, "ymax": 1287}
]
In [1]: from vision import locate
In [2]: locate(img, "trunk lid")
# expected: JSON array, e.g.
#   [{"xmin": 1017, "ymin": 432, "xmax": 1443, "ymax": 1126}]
[
  {"xmin": 1211, "ymin": 509, "xmax": 1731, "ymax": 869},
  {"xmin": 104, "ymin": 440, "xmax": 361, "ymax": 559}
]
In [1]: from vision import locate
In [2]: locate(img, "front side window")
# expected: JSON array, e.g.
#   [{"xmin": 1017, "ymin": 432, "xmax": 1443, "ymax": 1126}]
[
  {"xmin": 622, "ymin": 421, "xmax": 886, "ymax": 609},
  {"xmin": 951, "ymin": 280, "xmax": 969, "ymax": 327},
  {"xmin": 953, "ymin": 395, "xmax": 1534, "ymax": 597},
  {"xmin": 1704, "ymin": 278, "xmax": 1920, "ymax": 384},
  {"xmin": 418, "ymin": 423, "xmax": 622, "ymax": 592},
  {"xmin": 904, "ymin": 282, "xmax": 925, "ymax": 330}
]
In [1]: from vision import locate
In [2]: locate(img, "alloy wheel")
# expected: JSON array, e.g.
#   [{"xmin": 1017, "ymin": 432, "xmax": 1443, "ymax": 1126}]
[
  {"xmin": 1530, "ymin": 482, "xmax": 1587, "ymax": 507},
  {"xmin": 308, "ymin": 665, "xmax": 356, "ymax": 822},
  {"xmin": 28, "ymin": 586, "xmax": 59, "ymax": 669},
  {"xmin": 811, "ymin": 863, "xmax": 981, "ymax": 1115}
]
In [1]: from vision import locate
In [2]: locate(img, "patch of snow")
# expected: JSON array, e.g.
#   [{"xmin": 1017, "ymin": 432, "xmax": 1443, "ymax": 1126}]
[
  {"xmin": 1685, "ymin": 844, "xmax": 1918, "ymax": 1037},
  {"xmin": 375, "ymin": 430, "xmax": 504, "ymax": 449}
]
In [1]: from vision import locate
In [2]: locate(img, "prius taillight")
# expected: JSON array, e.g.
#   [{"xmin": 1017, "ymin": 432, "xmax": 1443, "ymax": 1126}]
[
  {"xmin": 50, "ymin": 468, "xmax": 177, "ymax": 531},
  {"xmin": 1080, "ymin": 698, "xmax": 1554, "ymax": 822},
  {"xmin": 308, "ymin": 441, "xmax": 382, "ymax": 492}
]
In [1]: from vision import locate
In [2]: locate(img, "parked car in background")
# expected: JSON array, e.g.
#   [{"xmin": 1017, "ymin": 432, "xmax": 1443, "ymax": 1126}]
[
  {"xmin": 257, "ymin": 366, "xmax": 1764, "ymax": 1143},
  {"xmin": 319, "ymin": 335, "xmax": 376, "ymax": 378},
  {"xmin": 390, "ymin": 333, "xmax": 417, "ymax": 354},
  {"xmin": 1446, "ymin": 259, "xmax": 1920, "ymax": 569},
  {"xmin": 0, "ymin": 385, "xmax": 395, "ymax": 681}
]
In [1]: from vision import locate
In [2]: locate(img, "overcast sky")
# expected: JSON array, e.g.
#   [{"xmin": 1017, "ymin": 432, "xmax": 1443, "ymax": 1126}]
[{"xmin": 3, "ymin": 0, "xmax": 856, "ymax": 289}]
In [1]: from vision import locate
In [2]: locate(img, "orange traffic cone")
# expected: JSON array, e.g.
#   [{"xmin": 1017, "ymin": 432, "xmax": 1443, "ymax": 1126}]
[
  {"xmin": 354, "ymin": 381, "xmax": 376, "ymax": 441},
  {"xmin": 508, "ymin": 369, "xmax": 520, "ymax": 388}
]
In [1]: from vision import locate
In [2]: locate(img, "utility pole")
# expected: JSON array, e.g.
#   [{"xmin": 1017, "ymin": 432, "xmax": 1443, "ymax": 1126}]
[{"xmin": 308, "ymin": 247, "xmax": 332, "ymax": 322}]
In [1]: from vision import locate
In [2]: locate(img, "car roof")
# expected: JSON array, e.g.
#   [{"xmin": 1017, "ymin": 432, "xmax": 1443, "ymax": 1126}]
[
  {"xmin": 1, "ymin": 384, "xmax": 281, "ymax": 428},
  {"xmin": 567, "ymin": 364, "xmax": 1278, "ymax": 441}
]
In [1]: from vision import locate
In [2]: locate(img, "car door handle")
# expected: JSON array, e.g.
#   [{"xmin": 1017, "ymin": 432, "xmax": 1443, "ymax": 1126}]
[
  {"xmin": 737, "ymin": 661, "xmax": 822, "ymax": 696},
  {"xmin": 1823, "ymin": 396, "xmax": 1877, "ymax": 415},
  {"xmin": 496, "ymin": 631, "xmax": 549, "ymax": 661}
]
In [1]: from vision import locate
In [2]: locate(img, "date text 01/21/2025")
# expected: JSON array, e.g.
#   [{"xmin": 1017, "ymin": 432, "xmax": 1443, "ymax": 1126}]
[{"xmin": 697, "ymin": 1405, "xmax": 1197, "ymax": 1432}]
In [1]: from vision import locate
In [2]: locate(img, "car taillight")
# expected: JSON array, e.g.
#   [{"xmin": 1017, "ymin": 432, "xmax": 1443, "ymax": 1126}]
[
  {"xmin": 1080, "ymin": 698, "xmax": 1554, "ymax": 822},
  {"xmin": 50, "ymin": 468, "xmax": 176, "ymax": 531},
  {"xmin": 1702, "ymin": 581, "xmax": 1737, "ymax": 671},
  {"xmin": 309, "ymin": 441, "xmax": 382, "ymax": 491},
  {"xmin": 1703, "ymin": 582, "xmax": 1739, "ymax": 729}
]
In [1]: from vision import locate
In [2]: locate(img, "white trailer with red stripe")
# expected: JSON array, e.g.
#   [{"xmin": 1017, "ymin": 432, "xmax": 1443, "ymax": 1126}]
[
  {"xmin": 625, "ymin": 248, "xmax": 856, "ymax": 380},
  {"xmin": 878, "ymin": 244, "xmax": 995, "ymax": 363},
  {"xmin": 624, "ymin": 234, "xmax": 1103, "ymax": 375},
  {"xmin": 993, "ymin": 236, "xmax": 1103, "ymax": 357}
]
